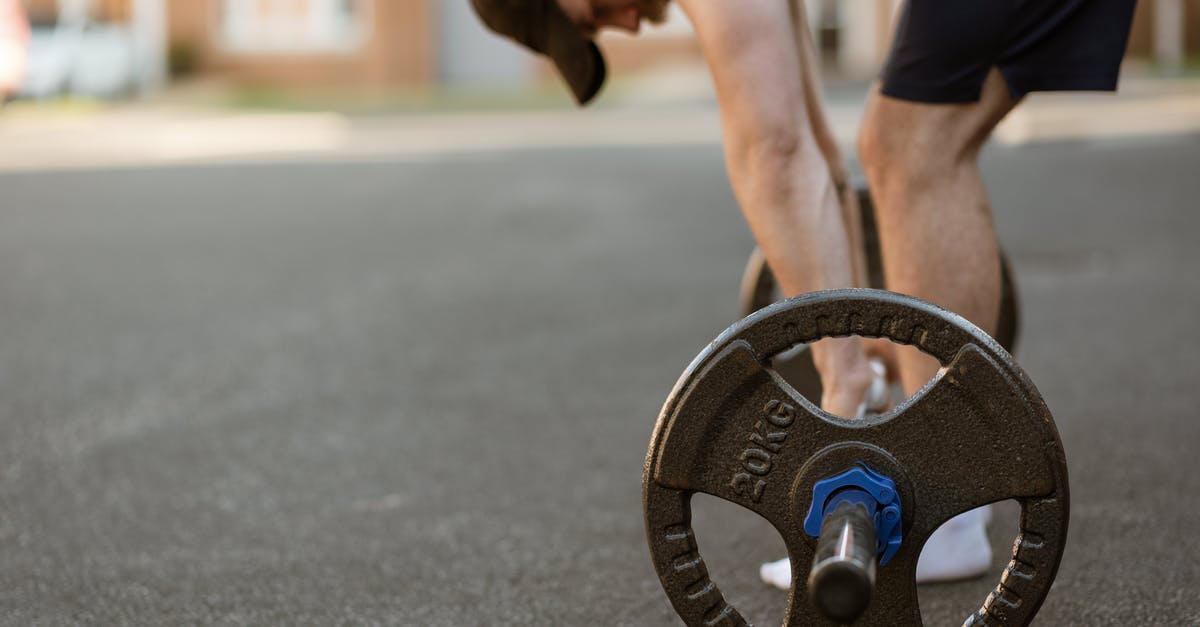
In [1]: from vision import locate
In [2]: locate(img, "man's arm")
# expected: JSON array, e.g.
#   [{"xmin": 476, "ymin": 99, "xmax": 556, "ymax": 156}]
[
  {"xmin": 675, "ymin": 0, "xmax": 873, "ymax": 416},
  {"xmin": 676, "ymin": 0, "xmax": 855, "ymax": 299}
]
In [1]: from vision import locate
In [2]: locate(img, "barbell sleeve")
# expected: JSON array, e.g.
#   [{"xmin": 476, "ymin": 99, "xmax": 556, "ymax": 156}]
[{"xmin": 807, "ymin": 499, "xmax": 878, "ymax": 623}]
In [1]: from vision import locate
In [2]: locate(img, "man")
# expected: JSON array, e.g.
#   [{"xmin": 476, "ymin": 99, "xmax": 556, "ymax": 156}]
[{"xmin": 471, "ymin": 0, "xmax": 1136, "ymax": 587}]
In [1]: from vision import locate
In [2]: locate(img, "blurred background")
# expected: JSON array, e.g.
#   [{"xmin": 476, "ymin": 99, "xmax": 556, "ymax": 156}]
[
  {"xmin": 1, "ymin": 0, "xmax": 1198, "ymax": 98},
  {"xmin": 0, "ymin": 0, "xmax": 1198, "ymax": 153},
  {"xmin": 0, "ymin": 0, "xmax": 1195, "ymax": 168},
  {"xmin": 2, "ymin": 2, "xmax": 1199, "ymax": 626}
]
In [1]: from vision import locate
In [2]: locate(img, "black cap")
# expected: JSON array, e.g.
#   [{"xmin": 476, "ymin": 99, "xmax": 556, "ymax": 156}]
[{"xmin": 470, "ymin": 0, "xmax": 607, "ymax": 105}]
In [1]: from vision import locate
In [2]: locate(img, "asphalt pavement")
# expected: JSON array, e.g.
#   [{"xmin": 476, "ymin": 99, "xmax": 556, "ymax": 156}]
[{"xmin": 0, "ymin": 133, "xmax": 1198, "ymax": 625}]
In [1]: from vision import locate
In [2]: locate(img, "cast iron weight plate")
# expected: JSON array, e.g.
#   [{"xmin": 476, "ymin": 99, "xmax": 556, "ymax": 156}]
[{"xmin": 643, "ymin": 289, "xmax": 1068, "ymax": 626}]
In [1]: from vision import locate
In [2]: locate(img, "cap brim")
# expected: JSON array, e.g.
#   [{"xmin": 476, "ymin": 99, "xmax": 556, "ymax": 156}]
[{"xmin": 539, "ymin": 7, "xmax": 606, "ymax": 105}]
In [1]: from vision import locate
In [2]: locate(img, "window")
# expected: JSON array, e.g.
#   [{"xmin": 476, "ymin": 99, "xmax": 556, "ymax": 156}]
[{"xmin": 219, "ymin": 0, "xmax": 370, "ymax": 53}]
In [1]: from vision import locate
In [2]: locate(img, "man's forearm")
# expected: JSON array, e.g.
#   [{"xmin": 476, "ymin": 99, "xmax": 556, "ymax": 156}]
[{"xmin": 725, "ymin": 132, "xmax": 854, "ymax": 298}]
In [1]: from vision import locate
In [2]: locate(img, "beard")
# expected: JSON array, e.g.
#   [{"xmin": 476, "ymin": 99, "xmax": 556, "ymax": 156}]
[{"xmin": 638, "ymin": 0, "xmax": 671, "ymax": 24}]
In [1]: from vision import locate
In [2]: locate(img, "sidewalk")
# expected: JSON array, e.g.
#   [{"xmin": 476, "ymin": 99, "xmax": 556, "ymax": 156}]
[
  {"xmin": 993, "ymin": 76, "xmax": 1200, "ymax": 145},
  {"xmin": 0, "ymin": 73, "xmax": 1198, "ymax": 172}
]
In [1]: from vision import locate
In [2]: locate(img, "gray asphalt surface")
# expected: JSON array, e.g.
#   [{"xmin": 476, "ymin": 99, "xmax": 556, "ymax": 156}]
[{"xmin": 0, "ymin": 135, "xmax": 1198, "ymax": 626}]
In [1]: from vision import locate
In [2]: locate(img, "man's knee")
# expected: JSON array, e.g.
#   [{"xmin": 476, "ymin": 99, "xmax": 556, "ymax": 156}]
[
  {"xmin": 860, "ymin": 101, "xmax": 1003, "ymax": 197},
  {"xmin": 858, "ymin": 99, "xmax": 954, "ymax": 194},
  {"xmin": 860, "ymin": 74, "xmax": 1017, "ymax": 192}
]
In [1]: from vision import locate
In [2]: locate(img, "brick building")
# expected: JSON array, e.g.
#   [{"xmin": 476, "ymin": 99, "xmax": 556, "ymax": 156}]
[{"xmin": 164, "ymin": 0, "xmax": 435, "ymax": 89}]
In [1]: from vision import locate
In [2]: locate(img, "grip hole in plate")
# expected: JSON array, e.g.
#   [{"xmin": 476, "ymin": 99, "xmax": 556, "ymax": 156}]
[
  {"xmin": 769, "ymin": 337, "xmax": 942, "ymax": 421},
  {"xmin": 917, "ymin": 499, "xmax": 1022, "ymax": 625},
  {"xmin": 689, "ymin": 492, "xmax": 789, "ymax": 624}
]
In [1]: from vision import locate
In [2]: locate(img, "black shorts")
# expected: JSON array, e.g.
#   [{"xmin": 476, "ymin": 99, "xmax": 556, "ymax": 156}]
[{"xmin": 880, "ymin": 0, "xmax": 1138, "ymax": 103}]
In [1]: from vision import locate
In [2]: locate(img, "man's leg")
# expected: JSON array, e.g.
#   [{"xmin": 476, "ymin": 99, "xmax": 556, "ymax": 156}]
[
  {"xmin": 856, "ymin": 68, "xmax": 1019, "ymax": 583},
  {"xmin": 858, "ymin": 68, "xmax": 1019, "ymax": 396}
]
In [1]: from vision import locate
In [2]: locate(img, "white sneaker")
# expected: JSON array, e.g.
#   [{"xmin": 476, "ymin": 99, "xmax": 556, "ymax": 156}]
[
  {"xmin": 759, "ymin": 556, "xmax": 792, "ymax": 590},
  {"xmin": 758, "ymin": 505, "xmax": 994, "ymax": 590},
  {"xmin": 914, "ymin": 505, "xmax": 993, "ymax": 583}
]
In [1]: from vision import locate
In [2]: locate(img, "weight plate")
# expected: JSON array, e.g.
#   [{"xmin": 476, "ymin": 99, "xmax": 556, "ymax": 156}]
[{"xmin": 643, "ymin": 289, "xmax": 1067, "ymax": 626}]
